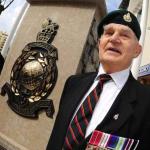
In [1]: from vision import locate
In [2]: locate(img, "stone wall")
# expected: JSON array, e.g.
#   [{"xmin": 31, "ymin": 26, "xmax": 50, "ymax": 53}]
[
  {"xmin": 0, "ymin": 1, "xmax": 106, "ymax": 150},
  {"xmin": 27, "ymin": 0, "xmax": 99, "ymax": 4},
  {"xmin": 76, "ymin": 5, "xmax": 107, "ymax": 74}
]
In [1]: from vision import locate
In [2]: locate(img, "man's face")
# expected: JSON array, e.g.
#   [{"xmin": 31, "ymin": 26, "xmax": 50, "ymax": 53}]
[{"xmin": 99, "ymin": 23, "xmax": 141, "ymax": 73}]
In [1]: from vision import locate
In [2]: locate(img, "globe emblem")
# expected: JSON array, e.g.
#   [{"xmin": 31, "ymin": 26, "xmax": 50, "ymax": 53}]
[
  {"xmin": 10, "ymin": 49, "xmax": 56, "ymax": 103},
  {"xmin": 20, "ymin": 60, "xmax": 44, "ymax": 91}
]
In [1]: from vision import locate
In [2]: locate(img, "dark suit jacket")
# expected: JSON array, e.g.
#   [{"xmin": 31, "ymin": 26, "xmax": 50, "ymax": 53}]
[{"xmin": 47, "ymin": 72, "xmax": 150, "ymax": 150}]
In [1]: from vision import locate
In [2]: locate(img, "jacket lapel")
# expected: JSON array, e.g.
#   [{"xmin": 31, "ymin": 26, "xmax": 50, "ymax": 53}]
[
  {"xmin": 95, "ymin": 73, "xmax": 137, "ymax": 134},
  {"xmin": 61, "ymin": 73, "xmax": 97, "ymax": 136}
]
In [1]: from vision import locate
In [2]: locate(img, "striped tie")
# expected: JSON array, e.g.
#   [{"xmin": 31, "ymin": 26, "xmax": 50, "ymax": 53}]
[{"xmin": 63, "ymin": 74, "xmax": 111, "ymax": 149}]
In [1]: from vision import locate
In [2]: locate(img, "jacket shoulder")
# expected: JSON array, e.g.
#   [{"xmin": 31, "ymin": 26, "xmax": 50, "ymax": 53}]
[
  {"xmin": 66, "ymin": 72, "xmax": 97, "ymax": 83},
  {"xmin": 134, "ymin": 78, "xmax": 150, "ymax": 92}
]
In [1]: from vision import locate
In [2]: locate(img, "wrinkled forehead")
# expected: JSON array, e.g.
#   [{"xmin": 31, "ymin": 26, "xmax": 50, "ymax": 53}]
[
  {"xmin": 103, "ymin": 23, "xmax": 138, "ymax": 39},
  {"xmin": 103, "ymin": 23, "xmax": 133, "ymax": 33}
]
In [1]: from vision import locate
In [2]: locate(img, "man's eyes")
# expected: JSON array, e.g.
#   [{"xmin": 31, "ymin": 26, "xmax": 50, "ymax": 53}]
[
  {"xmin": 121, "ymin": 33, "xmax": 130, "ymax": 38},
  {"xmin": 104, "ymin": 31, "xmax": 113, "ymax": 35},
  {"xmin": 104, "ymin": 31, "xmax": 130, "ymax": 38}
]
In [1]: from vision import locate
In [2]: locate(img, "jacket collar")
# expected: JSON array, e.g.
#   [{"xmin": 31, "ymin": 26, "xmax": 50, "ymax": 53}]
[{"xmin": 97, "ymin": 64, "xmax": 130, "ymax": 89}]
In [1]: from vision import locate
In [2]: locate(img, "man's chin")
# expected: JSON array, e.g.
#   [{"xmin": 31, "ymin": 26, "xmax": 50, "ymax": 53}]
[{"xmin": 100, "ymin": 58, "xmax": 120, "ymax": 65}]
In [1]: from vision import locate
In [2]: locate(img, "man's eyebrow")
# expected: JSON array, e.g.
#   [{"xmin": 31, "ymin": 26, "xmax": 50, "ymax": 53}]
[
  {"xmin": 103, "ymin": 25, "xmax": 111, "ymax": 31},
  {"xmin": 103, "ymin": 25, "xmax": 133, "ymax": 34},
  {"xmin": 120, "ymin": 28, "xmax": 132, "ymax": 34}
]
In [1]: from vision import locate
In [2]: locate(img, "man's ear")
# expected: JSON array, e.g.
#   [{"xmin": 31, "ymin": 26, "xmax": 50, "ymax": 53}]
[
  {"xmin": 97, "ymin": 38, "xmax": 100, "ymax": 48},
  {"xmin": 134, "ymin": 43, "xmax": 142, "ymax": 58}
]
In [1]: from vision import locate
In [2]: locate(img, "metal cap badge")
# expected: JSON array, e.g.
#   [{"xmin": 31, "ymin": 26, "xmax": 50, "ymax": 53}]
[{"xmin": 123, "ymin": 13, "xmax": 132, "ymax": 22}]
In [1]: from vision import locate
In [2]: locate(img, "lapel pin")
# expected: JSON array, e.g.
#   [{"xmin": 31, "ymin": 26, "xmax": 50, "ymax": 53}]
[{"xmin": 113, "ymin": 114, "xmax": 119, "ymax": 120}]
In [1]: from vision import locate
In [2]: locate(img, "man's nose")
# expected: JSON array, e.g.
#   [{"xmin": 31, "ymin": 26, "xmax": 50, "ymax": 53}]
[{"xmin": 109, "ymin": 33, "xmax": 120, "ymax": 43}]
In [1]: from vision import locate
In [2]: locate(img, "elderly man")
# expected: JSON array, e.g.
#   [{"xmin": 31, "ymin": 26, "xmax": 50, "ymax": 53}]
[{"xmin": 47, "ymin": 9, "xmax": 150, "ymax": 150}]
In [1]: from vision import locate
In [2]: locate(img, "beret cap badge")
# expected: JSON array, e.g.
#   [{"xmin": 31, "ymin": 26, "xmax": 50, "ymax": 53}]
[{"xmin": 123, "ymin": 13, "xmax": 132, "ymax": 22}]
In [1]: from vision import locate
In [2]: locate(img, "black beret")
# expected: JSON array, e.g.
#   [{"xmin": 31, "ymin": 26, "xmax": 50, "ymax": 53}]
[{"xmin": 97, "ymin": 9, "xmax": 141, "ymax": 40}]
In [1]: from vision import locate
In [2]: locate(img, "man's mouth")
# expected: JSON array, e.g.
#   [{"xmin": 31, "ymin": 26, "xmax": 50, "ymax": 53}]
[{"xmin": 107, "ymin": 47, "xmax": 121, "ymax": 54}]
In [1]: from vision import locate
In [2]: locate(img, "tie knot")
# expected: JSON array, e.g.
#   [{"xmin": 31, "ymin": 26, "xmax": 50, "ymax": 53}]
[{"xmin": 99, "ymin": 74, "xmax": 111, "ymax": 86}]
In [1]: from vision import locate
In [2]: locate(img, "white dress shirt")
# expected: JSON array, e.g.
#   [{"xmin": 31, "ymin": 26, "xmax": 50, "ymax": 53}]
[{"xmin": 72, "ymin": 64, "xmax": 130, "ymax": 138}]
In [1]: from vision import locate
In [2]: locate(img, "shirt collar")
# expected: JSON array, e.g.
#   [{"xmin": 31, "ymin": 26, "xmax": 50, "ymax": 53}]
[{"xmin": 96, "ymin": 64, "xmax": 130, "ymax": 89}]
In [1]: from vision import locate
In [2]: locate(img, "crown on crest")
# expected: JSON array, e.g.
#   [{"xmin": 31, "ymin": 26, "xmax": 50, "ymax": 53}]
[{"xmin": 36, "ymin": 18, "xmax": 59, "ymax": 44}]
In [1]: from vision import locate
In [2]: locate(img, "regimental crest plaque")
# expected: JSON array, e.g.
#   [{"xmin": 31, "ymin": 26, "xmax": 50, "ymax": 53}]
[{"xmin": 1, "ymin": 19, "xmax": 59, "ymax": 118}]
